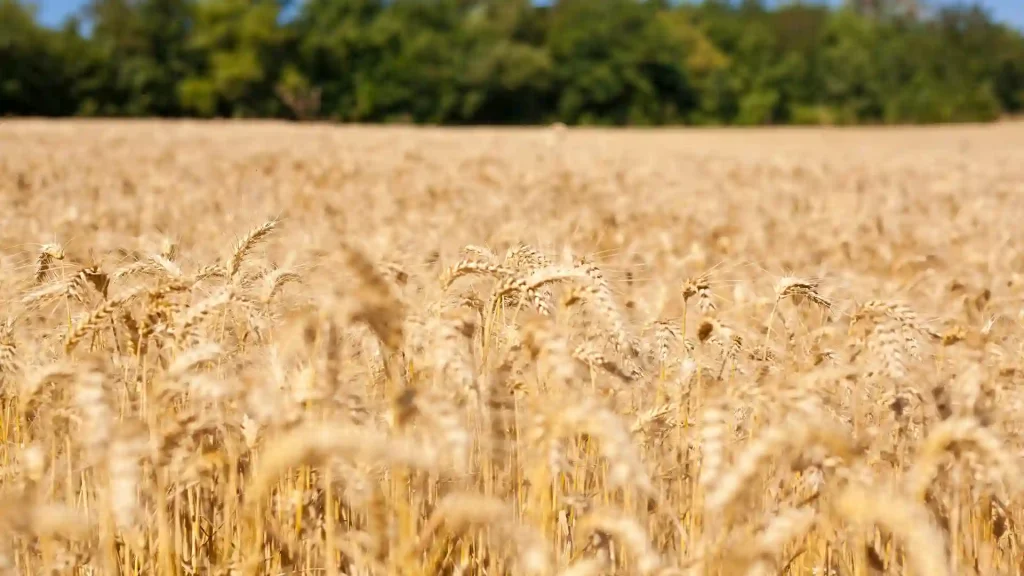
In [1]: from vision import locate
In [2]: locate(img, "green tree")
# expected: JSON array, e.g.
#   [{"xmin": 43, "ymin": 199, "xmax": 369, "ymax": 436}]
[
  {"xmin": 180, "ymin": 0, "xmax": 290, "ymax": 117},
  {"xmin": 355, "ymin": 0, "xmax": 464, "ymax": 123},
  {"xmin": 0, "ymin": 0, "xmax": 80, "ymax": 115},
  {"xmin": 547, "ymin": 0, "xmax": 696, "ymax": 125},
  {"xmin": 291, "ymin": 0, "xmax": 383, "ymax": 121},
  {"xmin": 818, "ymin": 9, "xmax": 883, "ymax": 123},
  {"xmin": 3, "ymin": 0, "xmax": 1024, "ymax": 125},
  {"xmin": 83, "ymin": 0, "xmax": 196, "ymax": 115},
  {"xmin": 656, "ymin": 7, "xmax": 730, "ymax": 124},
  {"xmin": 453, "ymin": 0, "xmax": 554, "ymax": 123}
]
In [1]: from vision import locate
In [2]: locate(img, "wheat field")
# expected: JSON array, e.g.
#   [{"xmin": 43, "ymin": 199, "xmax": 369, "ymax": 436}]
[{"xmin": 1, "ymin": 119, "xmax": 1024, "ymax": 576}]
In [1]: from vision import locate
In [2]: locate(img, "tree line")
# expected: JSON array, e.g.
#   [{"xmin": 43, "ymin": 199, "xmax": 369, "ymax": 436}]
[{"xmin": 3, "ymin": 0, "xmax": 1023, "ymax": 125}]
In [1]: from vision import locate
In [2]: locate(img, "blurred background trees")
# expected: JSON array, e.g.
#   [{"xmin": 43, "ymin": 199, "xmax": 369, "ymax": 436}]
[{"xmin": 2, "ymin": 0, "xmax": 1022, "ymax": 125}]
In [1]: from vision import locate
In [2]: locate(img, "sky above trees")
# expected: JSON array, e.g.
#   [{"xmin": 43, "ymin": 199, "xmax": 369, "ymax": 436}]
[{"xmin": 27, "ymin": 0, "xmax": 1024, "ymax": 30}]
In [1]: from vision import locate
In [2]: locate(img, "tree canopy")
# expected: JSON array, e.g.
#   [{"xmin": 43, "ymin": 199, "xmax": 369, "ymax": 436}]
[{"xmin": 2, "ymin": 0, "xmax": 1022, "ymax": 125}]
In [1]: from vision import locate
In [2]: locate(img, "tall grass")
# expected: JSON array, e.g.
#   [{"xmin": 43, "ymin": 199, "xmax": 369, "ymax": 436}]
[{"xmin": 0, "ymin": 119, "xmax": 1022, "ymax": 576}]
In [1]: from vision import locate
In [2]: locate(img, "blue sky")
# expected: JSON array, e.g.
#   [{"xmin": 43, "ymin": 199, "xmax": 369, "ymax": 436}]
[{"xmin": 26, "ymin": 0, "xmax": 1024, "ymax": 31}]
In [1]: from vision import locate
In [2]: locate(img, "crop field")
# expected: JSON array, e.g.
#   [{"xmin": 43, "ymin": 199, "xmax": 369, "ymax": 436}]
[{"xmin": 1, "ymin": 119, "xmax": 1024, "ymax": 576}]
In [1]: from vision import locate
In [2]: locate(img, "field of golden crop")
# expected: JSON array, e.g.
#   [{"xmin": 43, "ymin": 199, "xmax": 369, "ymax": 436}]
[{"xmin": 2, "ymin": 119, "xmax": 1024, "ymax": 576}]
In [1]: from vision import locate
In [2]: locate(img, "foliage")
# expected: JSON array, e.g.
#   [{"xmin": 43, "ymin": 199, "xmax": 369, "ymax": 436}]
[{"xmin": 3, "ymin": 0, "xmax": 1023, "ymax": 124}]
